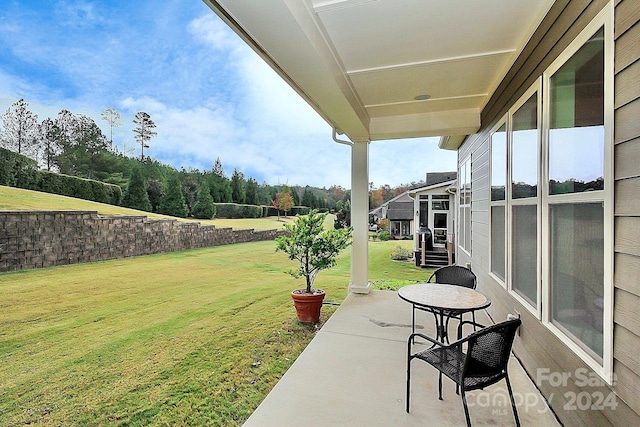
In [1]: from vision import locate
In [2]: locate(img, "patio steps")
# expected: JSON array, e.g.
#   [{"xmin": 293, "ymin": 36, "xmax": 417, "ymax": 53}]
[{"xmin": 414, "ymin": 250, "xmax": 451, "ymax": 268}]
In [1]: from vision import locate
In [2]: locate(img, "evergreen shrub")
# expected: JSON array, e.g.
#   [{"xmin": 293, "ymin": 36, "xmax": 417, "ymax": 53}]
[
  {"xmin": 158, "ymin": 175, "xmax": 188, "ymax": 218},
  {"xmin": 214, "ymin": 203, "xmax": 263, "ymax": 219},
  {"xmin": 192, "ymin": 181, "xmax": 216, "ymax": 219},
  {"xmin": 0, "ymin": 148, "xmax": 38, "ymax": 189}
]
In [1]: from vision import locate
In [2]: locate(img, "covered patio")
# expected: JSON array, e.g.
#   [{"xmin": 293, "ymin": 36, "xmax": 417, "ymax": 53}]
[
  {"xmin": 204, "ymin": 0, "xmax": 555, "ymax": 294},
  {"xmin": 202, "ymin": 1, "xmax": 638, "ymax": 425},
  {"xmin": 244, "ymin": 291, "xmax": 560, "ymax": 426}
]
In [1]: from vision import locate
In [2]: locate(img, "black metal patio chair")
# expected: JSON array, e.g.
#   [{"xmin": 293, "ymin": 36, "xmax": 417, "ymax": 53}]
[
  {"xmin": 406, "ymin": 318, "xmax": 522, "ymax": 427},
  {"xmin": 429, "ymin": 264, "xmax": 478, "ymax": 322},
  {"xmin": 414, "ymin": 265, "xmax": 478, "ymax": 340},
  {"xmin": 427, "ymin": 265, "xmax": 477, "ymax": 290}
]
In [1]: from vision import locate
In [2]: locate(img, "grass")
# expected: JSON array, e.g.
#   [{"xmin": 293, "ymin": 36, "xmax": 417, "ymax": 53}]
[
  {"xmin": 0, "ymin": 185, "xmax": 295, "ymax": 230},
  {"xmin": 1, "ymin": 232, "xmax": 429, "ymax": 426}
]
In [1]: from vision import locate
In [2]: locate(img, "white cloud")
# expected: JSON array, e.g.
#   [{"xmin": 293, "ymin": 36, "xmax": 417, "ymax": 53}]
[
  {"xmin": 369, "ymin": 138, "xmax": 458, "ymax": 186},
  {"xmin": 0, "ymin": 2, "xmax": 457, "ymax": 189},
  {"xmin": 113, "ymin": 13, "xmax": 455, "ymax": 188},
  {"xmin": 119, "ymin": 96, "xmax": 240, "ymax": 162},
  {"xmin": 237, "ymin": 52, "xmax": 330, "ymax": 134},
  {"xmin": 188, "ymin": 14, "xmax": 243, "ymax": 52},
  {"xmin": 117, "ymin": 93, "xmax": 352, "ymax": 187}
]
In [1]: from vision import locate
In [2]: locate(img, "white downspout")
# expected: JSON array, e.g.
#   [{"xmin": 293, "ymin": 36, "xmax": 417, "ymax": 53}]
[
  {"xmin": 333, "ymin": 129, "xmax": 370, "ymax": 294},
  {"xmin": 332, "ymin": 128, "xmax": 352, "ymax": 146}
]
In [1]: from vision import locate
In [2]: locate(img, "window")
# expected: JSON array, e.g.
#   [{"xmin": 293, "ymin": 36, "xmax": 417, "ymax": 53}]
[
  {"xmin": 433, "ymin": 212, "xmax": 448, "ymax": 245},
  {"xmin": 548, "ymin": 30, "xmax": 604, "ymax": 195},
  {"xmin": 458, "ymin": 156, "xmax": 471, "ymax": 253},
  {"xmin": 490, "ymin": 122, "xmax": 507, "ymax": 282},
  {"xmin": 510, "ymin": 86, "xmax": 540, "ymax": 309},
  {"xmin": 511, "ymin": 93, "xmax": 539, "ymax": 200},
  {"xmin": 550, "ymin": 203, "xmax": 604, "ymax": 360},
  {"xmin": 419, "ymin": 200, "xmax": 429, "ymax": 229},
  {"xmin": 401, "ymin": 221, "xmax": 411, "ymax": 237},
  {"xmin": 512, "ymin": 205, "xmax": 538, "ymax": 303},
  {"xmin": 483, "ymin": 5, "xmax": 613, "ymax": 379},
  {"xmin": 434, "ymin": 213, "xmax": 447, "ymax": 228},
  {"xmin": 432, "ymin": 195, "xmax": 449, "ymax": 211},
  {"xmin": 544, "ymin": 25, "xmax": 608, "ymax": 364}
]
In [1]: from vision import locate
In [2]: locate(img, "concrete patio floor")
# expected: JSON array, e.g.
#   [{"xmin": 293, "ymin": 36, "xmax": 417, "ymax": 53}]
[{"xmin": 244, "ymin": 290, "xmax": 561, "ymax": 427}]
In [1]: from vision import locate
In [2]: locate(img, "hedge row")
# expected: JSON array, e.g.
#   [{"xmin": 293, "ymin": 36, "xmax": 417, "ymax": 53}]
[
  {"xmin": 0, "ymin": 148, "xmax": 313, "ymax": 217},
  {"xmin": 0, "ymin": 147, "xmax": 39, "ymax": 189},
  {"xmin": 214, "ymin": 203, "xmax": 262, "ymax": 219},
  {"xmin": 0, "ymin": 148, "xmax": 122, "ymax": 205},
  {"xmin": 213, "ymin": 203, "xmax": 310, "ymax": 219},
  {"xmin": 37, "ymin": 171, "xmax": 122, "ymax": 205},
  {"xmin": 263, "ymin": 206, "xmax": 311, "ymax": 217},
  {"xmin": 284, "ymin": 206, "xmax": 311, "ymax": 216}
]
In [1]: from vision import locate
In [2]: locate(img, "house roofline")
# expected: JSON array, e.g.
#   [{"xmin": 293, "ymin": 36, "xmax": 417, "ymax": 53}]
[{"xmin": 407, "ymin": 179, "xmax": 457, "ymax": 198}]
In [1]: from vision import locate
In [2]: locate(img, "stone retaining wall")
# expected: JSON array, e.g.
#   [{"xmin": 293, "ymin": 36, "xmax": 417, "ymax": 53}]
[{"xmin": 0, "ymin": 211, "xmax": 286, "ymax": 272}]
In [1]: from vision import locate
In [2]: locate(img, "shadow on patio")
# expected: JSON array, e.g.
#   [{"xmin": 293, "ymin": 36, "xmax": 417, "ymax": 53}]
[{"xmin": 244, "ymin": 290, "xmax": 561, "ymax": 426}]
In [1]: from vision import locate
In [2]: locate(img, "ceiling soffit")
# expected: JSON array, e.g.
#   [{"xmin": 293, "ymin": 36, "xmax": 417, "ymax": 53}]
[{"xmin": 208, "ymin": 0, "xmax": 555, "ymax": 143}]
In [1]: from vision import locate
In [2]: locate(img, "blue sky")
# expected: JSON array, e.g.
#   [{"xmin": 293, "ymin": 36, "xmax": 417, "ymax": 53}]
[{"xmin": 0, "ymin": 0, "xmax": 456, "ymax": 188}]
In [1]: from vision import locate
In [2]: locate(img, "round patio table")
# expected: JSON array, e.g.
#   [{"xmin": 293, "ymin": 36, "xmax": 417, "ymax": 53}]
[{"xmin": 398, "ymin": 283, "xmax": 491, "ymax": 343}]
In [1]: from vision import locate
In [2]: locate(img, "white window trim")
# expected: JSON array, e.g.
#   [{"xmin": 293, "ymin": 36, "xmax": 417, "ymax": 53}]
[
  {"xmin": 507, "ymin": 79, "xmax": 543, "ymax": 318},
  {"xmin": 540, "ymin": 3, "xmax": 614, "ymax": 384},
  {"xmin": 489, "ymin": 115, "xmax": 508, "ymax": 287},
  {"xmin": 458, "ymin": 155, "xmax": 472, "ymax": 256}
]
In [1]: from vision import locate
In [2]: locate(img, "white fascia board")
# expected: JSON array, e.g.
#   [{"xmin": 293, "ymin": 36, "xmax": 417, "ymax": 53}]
[
  {"xmin": 369, "ymin": 108, "xmax": 480, "ymax": 141},
  {"xmin": 408, "ymin": 180, "xmax": 457, "ymax": 198},
  {"xmin": 206, "ymin": 0, "xmax": 370, "ymax": 142},
  {"xmin": 438, "ymin": 135, "xmax": 468, "ymax": 150}
]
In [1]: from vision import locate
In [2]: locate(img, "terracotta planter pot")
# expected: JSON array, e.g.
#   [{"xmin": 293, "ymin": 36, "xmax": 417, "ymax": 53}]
[{"xmin": 291, "ymin": 289, "xmax": 325, "ymax": 324}]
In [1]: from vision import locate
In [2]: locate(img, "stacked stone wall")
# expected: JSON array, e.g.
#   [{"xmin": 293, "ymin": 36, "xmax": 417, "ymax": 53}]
[{"xmin": 0, "ymin": 211, "xmax": 285, "ymax": 272}]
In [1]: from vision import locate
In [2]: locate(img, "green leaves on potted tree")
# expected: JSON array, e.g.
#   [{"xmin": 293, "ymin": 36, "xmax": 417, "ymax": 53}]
[{"xmin": 276, "ymin": 209, "xmax": 352, "ymax": 324}]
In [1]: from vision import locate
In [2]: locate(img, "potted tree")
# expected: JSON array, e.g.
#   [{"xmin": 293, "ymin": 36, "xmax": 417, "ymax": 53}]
[{"xmin": 276, "ymin": 209, "xmax": 352, "ymax": 323}]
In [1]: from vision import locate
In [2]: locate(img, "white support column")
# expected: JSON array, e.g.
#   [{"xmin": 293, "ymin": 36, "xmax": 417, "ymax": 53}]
[{"xmin": 349, "ymin": 140, "xmax": 370, "ymax": 294}]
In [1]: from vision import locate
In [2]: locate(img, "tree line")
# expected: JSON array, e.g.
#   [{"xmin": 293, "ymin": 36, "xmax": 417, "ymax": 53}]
[
  {"xmin": 368, "ymin": 182, "xmax": 429, "ymax": 209},
  {"xmin": 0, "ymin": 98, "xmax": 352, "ymax": 218}
]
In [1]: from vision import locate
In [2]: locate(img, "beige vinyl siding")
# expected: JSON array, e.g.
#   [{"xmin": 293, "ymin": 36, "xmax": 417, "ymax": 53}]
[
  {"xmin": 613, "ymin": 0, "xmax": 640, "ymax": 421},
  {"xmin": 615, "ymin": 140, "xmax": 640, "ymax": 180},
  {"xmin": 457, "ymin": 0, "xmax": 640, "ymax": 425}
]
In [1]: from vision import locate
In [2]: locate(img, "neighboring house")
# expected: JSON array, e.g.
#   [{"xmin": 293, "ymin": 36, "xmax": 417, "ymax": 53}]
[
  {"xmin": 370, "ymin": 172, "xmax": 457, "ymax": 242},
  {"xmin": 411, "ymin": 172, "xmax": 457, "ymax": 247},
  {"xmin": 371, "ymin": 173, "xmax": 457, "ymax": 244},
  {"xmin": 368, "ymin": 205, "xmax": 384, "ymax": 224},
  {"xmin": 408, "ymin": 174, "xmax": 457, "ymax": 267},
  {"xmin": 207, "ymin": 1, "xmax": 639, "ymax": 425},
  {"xmin": 372, "ymin": 192, "xmax": 414, "ymax": 239},
  {"xmin": 408, "ymin": 179, "xmax": 456, "ymax": 247}
]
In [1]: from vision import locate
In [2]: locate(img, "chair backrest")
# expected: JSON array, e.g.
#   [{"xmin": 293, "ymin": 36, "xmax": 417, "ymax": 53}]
[
  {"xmin": 463, "ymin": 318, "xmax": 521, "ymax": 380},
  {"xmin": 428, "ymin": 265, "xmax": 477, "ymax": 289}
]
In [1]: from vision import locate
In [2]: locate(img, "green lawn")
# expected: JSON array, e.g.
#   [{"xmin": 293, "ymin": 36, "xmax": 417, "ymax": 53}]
[
  {"xmin": 0, "ymin": 185, "xmax": 295, "ymax": 230},
  {"xmin": 0, "ymin": 237, "xmax": 428, "ymax": 426}
]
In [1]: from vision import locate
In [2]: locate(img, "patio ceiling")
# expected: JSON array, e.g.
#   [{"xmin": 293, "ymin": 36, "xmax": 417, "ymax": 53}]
[{"xmin": 204, "ymin": 0, "xmax": 554, "ymax": 148}]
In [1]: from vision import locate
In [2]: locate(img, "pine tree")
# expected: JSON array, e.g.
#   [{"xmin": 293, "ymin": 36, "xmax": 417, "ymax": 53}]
[
  {"xmin": 0, "ymin": 99, "xmax": 39, "ymax": 159},
  {"xmin": 132, "ymin": 112, "xmax": 157, "ymax": 160},
  {"xmin": 192, "ymin": 181, "xmax": 216, "ymax": 219},
  {"xmin": 158, "ymin": 175, "xmax": 189, "ymax": 218},
  {"xmin": 302, "ymin": 186, "xmax": 316, "ymax": 208},
  {"xmin": 122, "ymin": 166, "xmax": 152, "ymax": 212},
  {"xmin": 210, "ymin": 158, "xmax": 232, "ymax": 202},
  {"xmin": 39, "ymin": 118, "xmax": 61, "ymax": 171},
  {"xmin": 101, "ymin": 107, "xmax": 121, "ymax": 148},
  {"xmin": 230, "ymin": 168, "xmax": 246, "ymax": 204},
  {"xmin": 245, "ymin": 177, "xmax": 259, "ymax": 205}
]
